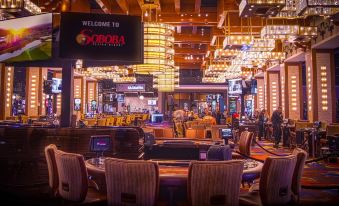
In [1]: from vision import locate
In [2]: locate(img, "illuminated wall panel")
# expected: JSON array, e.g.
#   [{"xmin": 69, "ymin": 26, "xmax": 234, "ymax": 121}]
[
  {"xmin": 54, "ymin": 72, "xmax": 62, "ymax": 116},
  {"xmin": 26, "ymin": 68, "xmax": 41, "ymax": 117},
  {"xmin": 280, "ymin": 64, "xmax": 286, "ymax": 117},
  {"xmin": 86, "ymin": 81, "xmax": 97, "ymax": 113},
  {"xmin": 0, "ymin": 66, "xmax": 14, "ymax": 119},
  {"xmin": 268, "ymin": 72, "xmax": 280, "ymax": 116},
  {"xmin": 287, "ymin": 64, "xmax": 302, "ymax": 120},
  {"xmin": 256, "ymin": 78, "xmax": 265, "ymax": 111},
  {"xmin": 305, "ymin": 51, "xmax": 316, "ymax": 122},
  {"xmin": 39, "ymin": 68, "xmax": 48, "ymax": 116},
  {"xmin": 316, "ymin": 52, "xmax": 335, "ymax": 123}
]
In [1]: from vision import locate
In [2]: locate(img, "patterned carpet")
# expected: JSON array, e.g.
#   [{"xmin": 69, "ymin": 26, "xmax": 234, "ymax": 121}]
[{"xmin": 249, "ymin": 140, "xmax": 339, "ymax": 205}]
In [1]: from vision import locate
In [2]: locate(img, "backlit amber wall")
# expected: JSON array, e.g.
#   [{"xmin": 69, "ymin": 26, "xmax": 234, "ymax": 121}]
[
  {"xmin": 0, "ymin": 66, "xmax": 14, "ymax": 119},
  {"xmin": 305, "ymin": 51, "xmax": 316, "ymax": 122},
  {"xmin": 86, "ymin": 81, "xmax": 97, "ymax": 112},
  {"xmin": 280, "ymin": 64, "xmax": 286, "ymax": 117},
  {"xmin": 54, "ymin": 72, "xmax": 62, "ymax": 116},
  {"xmin": 268, "ymin": 72, "xmax": 280, "ymax": 116},
  {"xmin": 256, "ymin": 78, "xmax": 265, "ymax": 111},
  {"xmin": 315, "ymin": 51, "xmax": 335, "ymax": 123},
  {"xmin": 286, "ymin": 63, "xmax": 302, "ymax": 120},
  {"xmin": 26, "ymin": 68, "xmax": 41, "ymax": 117}
]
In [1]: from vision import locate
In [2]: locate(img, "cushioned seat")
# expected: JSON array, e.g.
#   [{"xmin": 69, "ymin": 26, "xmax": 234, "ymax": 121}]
[
  {"xmin": 188, "ymin": 160, "xmax": 244, "ymax": 206},
  {"xmin": 54, "ymin": 149, "xmax": 106, "ymax": 205},
  {"xmin": 232, "ymin": 131, "xmax": 253, "ymax": 159},
  {"xmin": 44, "ymin": 144, "xmax": 59, "ymax": 197},
  {"xmin": 104, "ymin": 158, "xmax": 159, "ymax": 206},
  {"xmin": 239, "ymin": 155, "xmax": 297, "ymax": 206}
]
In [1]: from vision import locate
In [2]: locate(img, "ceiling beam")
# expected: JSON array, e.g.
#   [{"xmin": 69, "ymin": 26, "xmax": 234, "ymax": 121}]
[
  {"xmin": 195, "ymin": 0, "xmax": 201, "ymax": 14},
  {"xmin": 174, "ymin": 34, "xmax": 210, "ymax": 43},
  {"xmin": 174, "ymin": 0, "xmax": 180, "ymax": 13},
  {"xmin": 116, "ymin": 0, "xmax": 129, "ymax": 14},
  {"xmin": 175, "ymin": 47, "xmax": 207, "ymax": 55}
]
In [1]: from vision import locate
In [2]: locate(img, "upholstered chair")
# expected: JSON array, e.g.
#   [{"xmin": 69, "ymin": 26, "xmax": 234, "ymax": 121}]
[
  {"xmin": 188, "ymin": 160, "xmax": 244, "ymax": 206},
  {"xmin": 239, "ymin": 155, "xmax": 297, "ymax": 206},
  {"xmin": 291, "ymin": 148, "xmax": 308, "ymax": 203},
  {"xmin": 104, "ymin": 158, "xmax": 159, "ymax": 206},
  {"xmin": 54, "ymin": 150, "xmax": 106, "ymax": 204},
  {"xmin": 44, "ymin": 144, "xmax": 59, "ymax": 197},
  {"xmin": 232, "ymin": 131, "xmax": 253, "ymax": 159}
]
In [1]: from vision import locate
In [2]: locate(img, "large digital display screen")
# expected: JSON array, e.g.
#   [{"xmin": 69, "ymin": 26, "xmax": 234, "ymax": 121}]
[
  {"xmin": 0, "ymin": 13, "xmax": 52, "ymax": 63},
  {"xmin": 59, "ymin": 12, "xmax": 143, "ymax": 62},
  {"xmin": 228, "ymin": 79, "xmax": 242, "ymax": 95}
]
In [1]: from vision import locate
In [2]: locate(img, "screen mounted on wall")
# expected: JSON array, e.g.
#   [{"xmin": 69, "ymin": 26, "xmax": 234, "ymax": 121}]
[
  {"xmin": 228, "ymin": 79, "xmax": 242, "ymax": 95},
  {"xmin": 0, "ymin": 13, "xmax": 53, "ymax": 63},
  {"xmin": 59, "ymin": 12, "xmax": 143, "ymax": 63}
]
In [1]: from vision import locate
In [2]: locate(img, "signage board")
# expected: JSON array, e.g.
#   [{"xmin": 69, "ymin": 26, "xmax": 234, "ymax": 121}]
[
  {"xmin": 116, "ymin": 84, "xmax": 145, "ymax": 92},
  {"xmin": 59, "ymin": 12, "xmax": 143, "ymax": 63}
]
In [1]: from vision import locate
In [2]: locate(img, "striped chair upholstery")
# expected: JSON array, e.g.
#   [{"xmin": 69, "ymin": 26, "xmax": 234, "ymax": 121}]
[
  {"xmin": 188, "ymin": 160, "xmax": 244, "ymax": 206},
  {"xmin": 232, "ymin": 131, "xmax": 253, "ymax": 159},
  {"xmin": 207, "ymin": 145, "xmax": 232, "ymax": 161},
  {"xmin": 185, "ymin": 128, "xmax": 197, "ymax": 138},
  {"xmin": 44, "ymin": 144, "xmax": 59, "ymax": 196},
  {"xmin": 54, "ymin": 150, "xmax": 88, "ymax": 202},
  {"xmin": 97, "ymin": 118, "xmax": 107, "ymax": 126},
  {"xmin": 105, "ymin": 158, "xmax": 159, "ymax": 206},
  {"xmin": 239, "ymin": 155, "xmax": 297, "ymax": 206},
  {"xmin": 291, "ymin": 148, "xmax": 308, "ymax": 203}
]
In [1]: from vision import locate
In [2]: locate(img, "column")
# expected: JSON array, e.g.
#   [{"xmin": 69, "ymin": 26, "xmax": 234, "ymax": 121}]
[
  {"xmin": 314, "ymin": 49, "xmax": 336, "ymax": 123},
  {"xmin": 256, "ymin": 77, "xmax": 265, "ymax": 111},
  {"xmin": 267, "ymin": 71, "xmax": 280, "ymax": 116},
  {"xmin": 26, "ymin": 67, "xmax": 41, "ymax": 117},
  {"xmin": 0, "ymin": 65, "xmax": 14, "ymax": 119},
  {"xmin": 74, "ymin": 77, "xmax": 82, "ymax": 114},
  {"xmin": 81, "ymin": 76, "xmax": 87, "ymax": 114},
  {"xmin": 285, "ymin": 63, "xmax": 303, "ymax": 120},
  {"xmin": 86, "ymin": 81, "xmax": 97, "ymax": 113},
  {"xmin": 305, "ymin": 50, "xmax": 317, "ymax": 122},
  {"xmin": 54, "ymin": 72, "xmax": 62, "ymax": 116},
  {"xmin": 157, "ymin": 92, "xmax": 164, "ymax": 113},
  {"xmin": 39, "ymin": 68, "xmax": 48, "ymax": 116},
  {"xmin": 280, "ymin": 64, "xmax": 286, "ymax": 117},
  {"xmin": 60, "ymin": 64, "xmax": 74, "ymax": 127}
]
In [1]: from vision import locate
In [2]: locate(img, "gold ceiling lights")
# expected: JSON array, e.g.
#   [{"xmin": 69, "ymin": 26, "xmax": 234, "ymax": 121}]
[
  {"xmin": 250, "ymin": 38, "xmax": 276, "ymax": 51},
  {"xmin": 153, "ymin": 66, "xmax": 179, "ymax": 92},
  {"xmin": 260, "ymin": 25, "xmax": 317, "ymax": 41},
  {"xmin": 0, "ymin": 0, "xmax": 41, "ymax": 14},
  {"xmin": 134, "ymin": 22, "xmax": 175, "ymax": 75},
  {"xmin": 296, "ymin": 0, "xmax": 339, "ymax": 16},
  {"xmin": 239, "ymin": 0, "xmax": 286, "ymax": 17}
]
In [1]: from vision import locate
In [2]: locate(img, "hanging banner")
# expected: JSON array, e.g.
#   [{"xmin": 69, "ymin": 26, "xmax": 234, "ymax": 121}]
[{"xmin": 59, "ymin": 12, "xmax": 143, "ymax": 63}]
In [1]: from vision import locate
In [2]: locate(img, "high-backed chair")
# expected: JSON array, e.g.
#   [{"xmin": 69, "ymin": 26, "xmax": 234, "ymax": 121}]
[
  {"xmin": 54, "ymin": 150, "xmax": 106, "ymax": 204},
  {"xmin": 232, "ymin": 131, "xmax": 253, "ymax": 159},
  {"xmin": 188, "ymin": 160, "xmax": 244, "ymax": 206},
  {"xmin": 85, "ymin": 119, "xmax": 97, "ymax": 127},
  {"xmin": 239, "ymin": 155, "xmax": 297, "ymax": 206},
  {"xmin": 185, "ymin": 128, "xmax": 197, "ymax": 138},
  {"xmin": 207, "ymin": 145, "xmax": 232, "ymax": 161},
  {"xmin": 44, "ymin": 144, "xmax": 59, "ymax": 197},
  {"xmin": 105, "ymin": 158, "xmax": 159, "ymax": 206},
  {"xmin": 291, "ymin": 148, "xmax": 308, "ymax": 203}
]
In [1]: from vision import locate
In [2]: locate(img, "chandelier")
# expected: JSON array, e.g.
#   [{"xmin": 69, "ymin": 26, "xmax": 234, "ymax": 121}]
[
  {"xmin": 239, "ymin": 0, "xmax": 286, "ymax": 17},
  {"xmin": 134, "ymin": 22, "xmax": 175, "ymax": 75},
  {"xmin": 153, "ymin": 66, "xmax": 179, "ymax": 92},
  {"xmin": 261, "ymin": 25, "xmax": 317, "ymax": 41},
  {"xmin": 296, "ymin": 0, "xmax": 339, "ymax": 16},
  {"xmin": 250, "ymin": 38, "xmax": 276, "ymax": 51},
  {"xmin": 202, "ymin": 75, "xmax": 226, "ymax": 83},
  {"xmin": 0, "ymin": 0, "xmax": 41, "ymax": 14},
  {"xmin": 214, "ymin": 49, "xmax": 240, "ymax": 59},
  {"xmin": 223, "ymin": 35, "xmax": 253, "ymax": 49}
]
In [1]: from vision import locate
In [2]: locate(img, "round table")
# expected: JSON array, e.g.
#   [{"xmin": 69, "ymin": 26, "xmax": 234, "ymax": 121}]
[{"xmin": 85, "ymin": 158, "xmax": 263, "ymax": 193}]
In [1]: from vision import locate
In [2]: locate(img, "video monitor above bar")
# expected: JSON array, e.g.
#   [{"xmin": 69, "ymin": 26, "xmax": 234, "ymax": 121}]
[
  {"xmin": 59, "ymin": 12, "xmax": 143, "ymax": 63},
  {"xmin": 0, "ymin": 13, "xmax": 53, "ymax": 63}
]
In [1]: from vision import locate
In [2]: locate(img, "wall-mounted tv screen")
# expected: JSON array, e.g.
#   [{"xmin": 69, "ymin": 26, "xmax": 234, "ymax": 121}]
[
  {"xmin": 59, "ymin": 12, "xmax": 143, "ymax": 63},
  {"xmin": 0, "ymin": 13, "xmax": 52, "ymax": 63},
  {"xmin": 74, "ymin": 98, "xmax": 81, "ymax": 111},
  {"xmin": 228, "ymin": 79, "xmax": 242, "ymax": 95},
  {"xmin": 148, "ymin": 100, "xmax": 157, "ymax": 106},
  {"xmin": 52, "ymin": 78, "xmax": 62, "ymax": 93}
]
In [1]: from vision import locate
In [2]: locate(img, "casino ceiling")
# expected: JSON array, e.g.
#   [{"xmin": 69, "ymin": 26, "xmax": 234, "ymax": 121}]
[{"xmin": 4, "ymin": 0, "xmax": 337, "ymax": 71}]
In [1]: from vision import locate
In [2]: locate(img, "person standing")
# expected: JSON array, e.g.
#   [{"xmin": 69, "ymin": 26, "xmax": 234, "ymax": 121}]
[
  {"xmin": 257, "ymin": 109, "xmax": 266, "ymax": 141},
  {"xmin": 271, "ymin": 106, "xmax": 283, "ymax": 148}
]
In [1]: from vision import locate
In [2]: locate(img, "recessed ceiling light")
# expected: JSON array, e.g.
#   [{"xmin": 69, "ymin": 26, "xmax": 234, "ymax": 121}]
[{"xmin": 206, "ymin": 14, "xmax": 208, "ymax": 17}]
